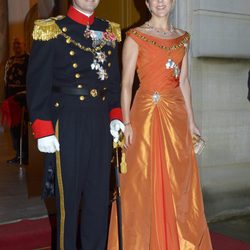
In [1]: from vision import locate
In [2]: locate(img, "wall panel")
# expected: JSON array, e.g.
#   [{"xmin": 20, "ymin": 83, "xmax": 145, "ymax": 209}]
[{"xmin": 96, "ymin": 0, "xmax": 148, "ymax": 30}]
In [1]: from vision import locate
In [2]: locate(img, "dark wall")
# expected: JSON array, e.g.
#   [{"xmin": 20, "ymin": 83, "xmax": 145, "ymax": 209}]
[{"xmin": 54, "ymin": 0, "xmax": 71, "ymax": 15}]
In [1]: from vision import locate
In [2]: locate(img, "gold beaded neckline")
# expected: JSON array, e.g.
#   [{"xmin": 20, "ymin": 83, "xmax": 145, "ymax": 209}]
[{"xmin": 130, "ymin": 29, "xmax": 190, "ymax": 52}]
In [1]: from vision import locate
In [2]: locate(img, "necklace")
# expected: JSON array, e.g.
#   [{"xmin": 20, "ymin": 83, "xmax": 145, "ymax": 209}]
[{"xmin": 145, "ymin": 22, "xmax": 174, "ymax": 36}]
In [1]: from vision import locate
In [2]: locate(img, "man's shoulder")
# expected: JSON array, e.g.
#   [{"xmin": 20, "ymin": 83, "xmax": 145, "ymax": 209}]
[
  {"xmin": 32, "ymin": 16, "xmax": 65, "ymax": 41},
  {"xmin": 96, "ymin": 18, "xmax": 120, "ymax": 28},
  {"xmin": 95, "ymin": 18, "xmax": 122, "ymax": 42}
]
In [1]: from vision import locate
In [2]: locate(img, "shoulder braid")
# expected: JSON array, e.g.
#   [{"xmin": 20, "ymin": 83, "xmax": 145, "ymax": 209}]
[
  {"xmin": 32, "ymin": 15, "xmax": 65, "ymax": 41},
  {"xmin": 108, "ymin": 21, "xmax": 122, "ymax": 42}
]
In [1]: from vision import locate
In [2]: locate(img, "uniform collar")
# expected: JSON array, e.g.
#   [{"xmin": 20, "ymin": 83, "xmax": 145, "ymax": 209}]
[{"xmin": 67, "ymin": 6, "xmax": 95, "ymax": 26}]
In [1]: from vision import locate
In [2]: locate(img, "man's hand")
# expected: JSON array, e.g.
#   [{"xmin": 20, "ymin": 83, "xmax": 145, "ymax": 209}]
[
  {"xmin": 37, "ymin": 135, "xmax": 60, "ymax": 153},
  {"xmin": 110, "ymin": 120, "xmax": 125, "ymax": 142}
]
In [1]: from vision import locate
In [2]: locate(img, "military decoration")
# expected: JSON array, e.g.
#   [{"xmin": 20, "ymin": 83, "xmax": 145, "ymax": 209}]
[
  {"xmin": 97, "ymin": 67, "xmax": 108, "ymax": 81},
  {"xmin": 95, "ymin": 51, "xmax": 107, "ymax": 64},
  {"xmin": 89, "ymin": 29, "xmax": 116, "ymax": 48},
  {"xmin": 166, "ymin": 59, "xmax": 180, "ymax": 79},
  {"xmin": 83, "ymin": 24, "xmax": 91, "ymax": 38},
  {"xmin": 88, "ymin": 30, "xmax": 117, "ymax": 80},
  {"xmin": 61, "ymin": 24, "xmax": 119, "ymax": 81}
]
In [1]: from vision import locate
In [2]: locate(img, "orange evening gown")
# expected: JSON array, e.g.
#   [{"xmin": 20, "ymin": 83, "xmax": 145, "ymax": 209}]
[{"xmin": 108, "ymin": 29, "xmax": 213, "ymax": 250}]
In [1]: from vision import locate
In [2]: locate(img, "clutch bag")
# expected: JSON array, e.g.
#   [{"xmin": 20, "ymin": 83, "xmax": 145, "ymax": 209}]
[{"xmin": 193, "ymin": 134, "xmax": 206, "ymax": 155}]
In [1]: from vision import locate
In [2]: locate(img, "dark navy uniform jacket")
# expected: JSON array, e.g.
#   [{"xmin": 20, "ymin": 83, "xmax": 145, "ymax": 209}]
[{"xmin": 27, "ymin": 6, "xmax": 122, "ymax": 139}]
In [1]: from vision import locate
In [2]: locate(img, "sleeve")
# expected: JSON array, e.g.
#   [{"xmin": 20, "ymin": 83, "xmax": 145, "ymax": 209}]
[
  {"xmin": 107, "ymin": 41, "xmax": 123, "ymax": 122},
  {"xmin": 26, "ymin": 39, "xmax": 55, "ymax": 139},
  {"xmin": 4, "ymin": 59, "xmax": 10, "ymax": 86}
]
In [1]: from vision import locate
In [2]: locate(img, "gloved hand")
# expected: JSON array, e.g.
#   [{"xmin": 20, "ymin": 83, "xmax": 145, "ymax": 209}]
[
  {"xmin": 110, "ymin": 119, "xmax": 125, "ymax": 142},
  {"xmin": 37, "ymin": 135, "xmax": 60, "ymax": 153}
]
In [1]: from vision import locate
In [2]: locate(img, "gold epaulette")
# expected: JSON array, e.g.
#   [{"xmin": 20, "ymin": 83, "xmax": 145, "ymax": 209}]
[
  {"xmin": 32, "ymin": 16, "xmax": 65, "ymax": 41},
  {"xmin": 109, "ymin": 21, "xmax": 122, "ymax": 42}
]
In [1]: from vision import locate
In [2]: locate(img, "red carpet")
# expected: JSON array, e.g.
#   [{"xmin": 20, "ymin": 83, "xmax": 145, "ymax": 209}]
[
  {"xmin": 0, "ymin": 217, "xmax": 250, "ymax": 250},
  {"xmin": 210, "ymin": 232, "xmax": 250, "ymax": 250},
  {"xmin": 0, "ymin": 217, "xmax": 51, "ymax": 250}
]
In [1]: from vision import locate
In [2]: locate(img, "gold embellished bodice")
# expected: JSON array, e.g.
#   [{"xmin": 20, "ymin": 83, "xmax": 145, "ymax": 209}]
[{"xmin": 127, "ymin": 29, "xmax": 190, "ymax": 91}]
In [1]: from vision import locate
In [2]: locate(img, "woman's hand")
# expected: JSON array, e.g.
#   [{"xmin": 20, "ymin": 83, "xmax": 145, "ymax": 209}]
[
  {"xmin": 124, "ymin": 124, "xmax": 133, "ymax": 149},
  {"xmin": 189, "ymin": 121, "xmax": 200, "ymax": 137}
]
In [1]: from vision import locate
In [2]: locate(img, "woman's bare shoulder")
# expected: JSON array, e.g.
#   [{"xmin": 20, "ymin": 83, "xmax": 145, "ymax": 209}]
[
  {"xmin": 174, "ymin": 28, "xmax": 188, "ymax": 36},
  {"xmin": 133, "ymin": 24, "xmax": 151, "ymax": 33}
]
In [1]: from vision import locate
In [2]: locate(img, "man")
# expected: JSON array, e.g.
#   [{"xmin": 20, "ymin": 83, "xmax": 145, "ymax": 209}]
[
  {"xmin": 27, "ymin": 0, "xmax": 124, "ymax": 249},
  {"xmin": 4, "ymin": 38, "xmax": 29, "ymax": 164},
  {"xmin": 5, "ymin": 38, "xmax": 29, "ymax": 98}
]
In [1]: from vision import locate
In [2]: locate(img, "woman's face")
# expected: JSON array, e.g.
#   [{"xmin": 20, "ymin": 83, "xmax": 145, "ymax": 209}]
[
  {"xmin": 146, "ymin": 0, "xmax": 174, "ymax": 17},
  {"xmin": 73, "ymin": 0, "xmax": 100, "ymax": 14}
]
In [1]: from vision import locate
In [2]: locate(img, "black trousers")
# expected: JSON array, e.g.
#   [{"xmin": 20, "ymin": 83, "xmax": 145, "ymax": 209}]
[
  {"xmin": 54, "ymin": 104, "xmax": 112, "ymax": 250},
  {"xmin": 10, "ymin": 124, "xmax": 28, "ymax": 160}
]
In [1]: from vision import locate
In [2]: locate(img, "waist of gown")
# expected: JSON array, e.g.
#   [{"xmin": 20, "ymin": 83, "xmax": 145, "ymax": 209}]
[{"xmin": 136, "ymin": 86, "xmax": 185, "ymax": 105}]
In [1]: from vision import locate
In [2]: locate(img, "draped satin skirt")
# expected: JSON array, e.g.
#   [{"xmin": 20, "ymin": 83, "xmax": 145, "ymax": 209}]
[{"xmin": 108, "ymin": 87, "xmax": 212, "ymax": 250}]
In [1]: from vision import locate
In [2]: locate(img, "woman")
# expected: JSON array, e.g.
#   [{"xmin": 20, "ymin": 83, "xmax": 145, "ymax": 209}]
[{"xmin": 108, "ymin": 0, "xmax": 212, "ymax": 249}]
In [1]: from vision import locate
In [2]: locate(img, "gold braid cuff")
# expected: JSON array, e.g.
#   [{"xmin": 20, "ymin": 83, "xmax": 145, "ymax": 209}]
[
  {"xmin": 32, "ymin": 16, "xmax": 64, "ymax": 41},
  {"xmin": 109, "ymin": 21, "xmax": 122, "ymax": 42}
]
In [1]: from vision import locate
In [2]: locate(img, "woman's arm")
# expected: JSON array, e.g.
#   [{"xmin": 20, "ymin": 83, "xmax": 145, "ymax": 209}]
[
  {"xmin": 121, "ymin": 36, "xmax": 139, "ymax": 147},
  {"xmin": 179, "ymin": 47, "xmax": 200, "ymax": 136}
]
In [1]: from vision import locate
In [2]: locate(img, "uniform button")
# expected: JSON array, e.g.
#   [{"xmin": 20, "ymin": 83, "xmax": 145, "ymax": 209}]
[
  {"xmin": 69, "ymin": 50, "xmax": 75, "ymax": 56},
  {"xmin": 108, "ymin": 63, "xmax": 111, "ymax": 67},
  {"xmin": 75, "ymin": 73, "xmax": 80, "ymax": 79},
  {"xmin": 108, "ymin": 50, "xmax": 112, "ymax": 55},
  {"xmin": 62, "ymin": 27, "xmax": 67, "ymax": 32},
  {"xmin": 79, "ymin": 96, "xmax": 85, "ymax": 101},
  {"xmin": 102, "ymin": 96, "xmax": 106, "ymax": 101},
  {"xmin": 54, "ymin": 102, "xmax": 60, "ymax": 107},
  {"xmin": 103, "ymin": 87, "xmax": 107, "ymax": 90},
  {"xmin": 66, "ymin": 38, "xmax": 71, "ymax": 44},
  {"xmin": 77, "ymin": 84, "xmax": 83, "ymax": 88},
  {"xmin": 90, "ymin": 89, "xmax": 98, "ymax": 97},
  {"xmin": 73, "ymin": 63, "xmax": 78, "ymax": 68}
]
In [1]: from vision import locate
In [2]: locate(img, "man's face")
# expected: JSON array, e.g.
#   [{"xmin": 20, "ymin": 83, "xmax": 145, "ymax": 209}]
[{"xmin": 73, "ymin": 0, "xmax": 100, "ymax": 14}]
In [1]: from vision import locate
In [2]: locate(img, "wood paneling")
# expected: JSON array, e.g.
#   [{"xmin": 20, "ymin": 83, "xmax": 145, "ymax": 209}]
[
  {"xmin": 96, "ymin": 0, "xmax": 149, "ymax": 30},
  {"xmin": 55, "ymin": 0, "xmax": 149, "ymax": 29}
]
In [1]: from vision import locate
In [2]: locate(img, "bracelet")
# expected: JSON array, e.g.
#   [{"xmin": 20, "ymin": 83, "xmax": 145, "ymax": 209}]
[{"xmin": 123, "ymin": 121, "xmax": 131, "ymax": 126}]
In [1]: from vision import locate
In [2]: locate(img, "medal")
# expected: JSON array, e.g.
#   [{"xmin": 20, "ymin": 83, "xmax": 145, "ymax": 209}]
[{"xmin": 83, "ymin": 24, "xmax": 91, "ymax": 38}]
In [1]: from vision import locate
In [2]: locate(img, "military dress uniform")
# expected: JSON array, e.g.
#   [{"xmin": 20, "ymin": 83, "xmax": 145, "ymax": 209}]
[
  {"xmin": 27, "ymin": 6, "xmax": 122, "ymax": 250},
  {"xmin": 4, "ymin": 52, "xmax": 29, "ymax": 164}
]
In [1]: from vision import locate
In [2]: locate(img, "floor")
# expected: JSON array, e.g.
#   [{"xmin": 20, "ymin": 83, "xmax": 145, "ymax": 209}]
[
  {"xmin": 0, "ymin": 126, "xmax": 250, "ymax": 245},
  {"xmin": 209, "ymin": 215, "xmax": 250, "ymax": 244},
  {"xmin": 0, "ymin": 127, "xmax": 48, "ymax": 224}
]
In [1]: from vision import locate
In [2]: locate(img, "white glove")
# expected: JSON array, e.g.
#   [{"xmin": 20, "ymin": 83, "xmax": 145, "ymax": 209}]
[
  {"xmin": 37, "ymin": 135, "xmax": 60, "ymax": 153},
  {"xmin": 110, "ymin": 119, "xmax": 125, "ymax": 142}
]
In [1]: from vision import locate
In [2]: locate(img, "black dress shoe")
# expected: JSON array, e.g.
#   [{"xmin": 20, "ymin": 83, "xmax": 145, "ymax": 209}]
[
  {"xmin": 7, "ymin": 156, "xmax": 20, "ymax": 164},
  {"xmin": 7, "ymin": 156, "xmax": 28, "ymax": 165}
]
